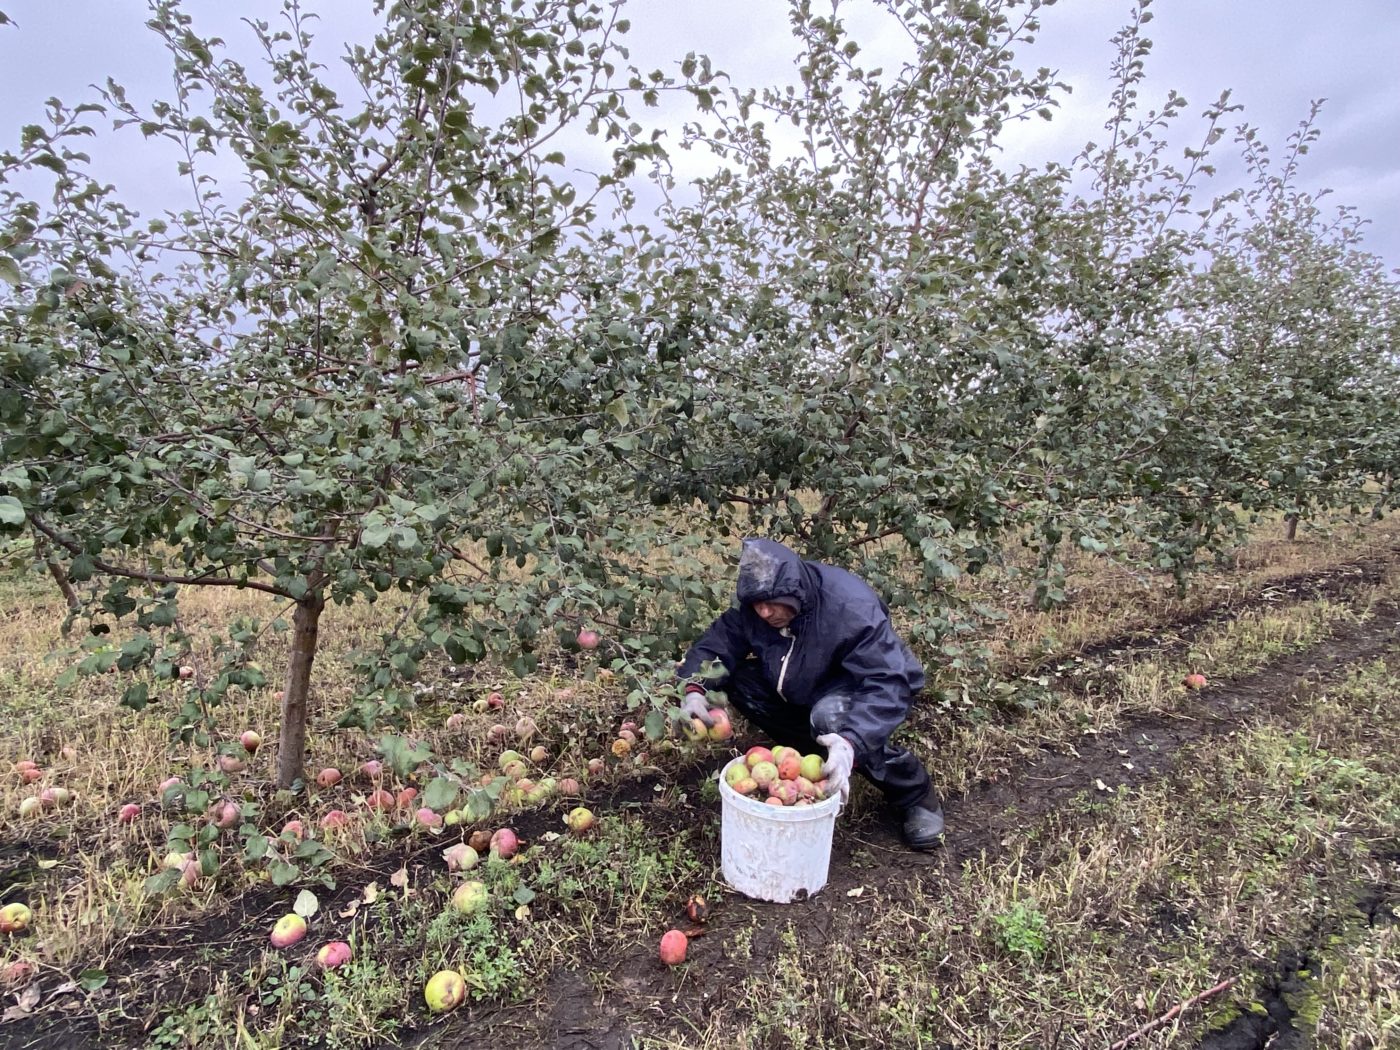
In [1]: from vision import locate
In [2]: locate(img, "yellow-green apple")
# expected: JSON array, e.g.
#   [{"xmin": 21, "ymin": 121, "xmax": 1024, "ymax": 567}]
[
  {"xmin": 424, "ymin": 969, "xmax": 466, "ymax": 1012},
  {"xmin": 0, "ymin": 903, "xmax": 32, "ymax": 935},
  {"xmin": 269, "ymin": 913, "xmax": 307, "ymax": 948},
  {"xmin": 451, "ymin": 880, "xmax": 488, "ymax": 915}
]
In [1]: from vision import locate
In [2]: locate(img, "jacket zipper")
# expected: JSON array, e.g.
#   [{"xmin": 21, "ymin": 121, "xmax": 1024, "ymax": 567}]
[{"xmin": 775, "ymin": 628, "xmax": 796, "ymax": 701}]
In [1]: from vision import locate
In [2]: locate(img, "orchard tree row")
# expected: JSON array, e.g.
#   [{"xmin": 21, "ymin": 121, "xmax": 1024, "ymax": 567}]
[{"xmin": 1, "ymin": 0, "xmax": 1396, "ymax": 786}]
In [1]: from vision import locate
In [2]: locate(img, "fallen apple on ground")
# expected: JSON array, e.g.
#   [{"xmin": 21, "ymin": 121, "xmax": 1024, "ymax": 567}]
[
  {"xmin": 442, "ymin": 843, "xmax": 479, "ymax": 872},
  {"xmin": 316, "ymin": 767, "xmax": 343, "ymax": 788},
  {"xmin": 270, "ymin": 913, "xmax": 307, "ymax": 948},
  {"xmin": 1183, "ymin": 672, "xmax": 1208, "ymax": 690},
  {"xmin": 316, "ymin": 941, "xmax": 352, "ymax": 970},
  {"xmin": 0, "ymin": 903, "xmax": 32, "ymax": 935},
  {"xmin": 217, "ymin": 755, "xmax": 245, "ymax": 774},
  {"xmin": 240, "ymin": 730, "xmax": 261, "ymax": 754},
  {"xmin": 118, "ymin": 802, "xmax": 141, "ymax": 824},
  {"xmin": 490, "ymin": 827, "xmax": 520, "ymax": 859},
  {"xmin": 565, "ymin": 807, "xmax": 596, "ymax": 835},
  {"xmin": 451, "ymin": 880, "xmax": 488, "ymax": 915},
  {"xmin": 685, "ymin": 894, "xmax": 710, "ymax": 924},
  {"xmin": 424, "ymin": 969, "xmax": 467, "ymax": 1012},
  {"xmin": 577, "ymin": 628, "xmax": 601, "ymax": 650},
  {"xmin": 659, "ymin": 929, "xmax": 688, "ymax": 966}
]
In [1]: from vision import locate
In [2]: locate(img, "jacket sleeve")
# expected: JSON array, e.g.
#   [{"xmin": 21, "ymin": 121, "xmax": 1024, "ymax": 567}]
[
  {"xmin": 834, "ymin": 617, "xmax": 920, "ymax": 766},
  {"xmin": 675, "ymin": 606, "xmax": 749, "ymax": 692}
]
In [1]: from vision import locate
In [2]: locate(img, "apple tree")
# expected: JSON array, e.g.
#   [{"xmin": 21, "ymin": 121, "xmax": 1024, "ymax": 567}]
[{"xmin": 0, "ymin": 0, "xmax": 726, "ymax": 786}]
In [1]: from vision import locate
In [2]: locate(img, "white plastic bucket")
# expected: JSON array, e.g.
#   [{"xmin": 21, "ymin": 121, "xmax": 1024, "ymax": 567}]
[{"xmin": 718, "ymin": 756, "xmax": 842, "ymax": 903}]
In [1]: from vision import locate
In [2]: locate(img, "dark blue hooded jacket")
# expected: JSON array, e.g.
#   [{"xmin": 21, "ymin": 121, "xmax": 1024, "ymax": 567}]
[{"xmin": 676, "ymin": 538, "xmax": 925, "ymax": 765}]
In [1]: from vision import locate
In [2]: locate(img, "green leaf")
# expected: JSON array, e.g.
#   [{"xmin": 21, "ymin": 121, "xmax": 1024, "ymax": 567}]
[
  {"xmin": 143, "ymin": 869, "xmax": 180, "ymax": 896},
  {"xmin": 77, "ymin": 968, "xmax": 108, "ymax": 992},
  {"xmin": 423, "ymin": 776, "xmax": 459, "ymax": 812},
  {"xmin": 512, "ymin": 884, "xmax": 536, "ymax": 906},
  {"xmin": 293, "ymin": 889, "xmax": 319, "ymax": 918},
  {"xmin": 269, "ymin": 860, "xmax": 301, "ymax": 886},
  {"xmin": 0, "ymin": 496, "xmax": 24, "ymax": 526},
  {"xmin": 376, "ymin": 734, "xmax": 432, "ymax": 779},
  {"xmin": 604, "ymin": 398, "xmax": 629, "ymax": 427}
]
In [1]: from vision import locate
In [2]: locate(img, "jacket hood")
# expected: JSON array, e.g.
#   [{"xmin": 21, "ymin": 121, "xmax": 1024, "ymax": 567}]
[{"xmin": 735, "ymin": 538, "xmax": 809, "ymax": 613}]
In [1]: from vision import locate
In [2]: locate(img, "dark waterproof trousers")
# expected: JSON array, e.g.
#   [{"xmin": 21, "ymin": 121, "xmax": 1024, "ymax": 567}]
[{"xmin": 724, "ymin": 659, "xmax": 932, "ymax": 811}]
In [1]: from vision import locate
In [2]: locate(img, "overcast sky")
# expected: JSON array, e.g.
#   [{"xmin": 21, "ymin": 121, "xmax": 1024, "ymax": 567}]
[{"xmin": 2, "ymin": 0, "xmax": 1397, "ymax": 271}]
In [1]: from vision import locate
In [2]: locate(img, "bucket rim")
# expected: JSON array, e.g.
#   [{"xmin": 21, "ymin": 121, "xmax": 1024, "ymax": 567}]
[{"xmin": 717, "ymin": 756, "xmax": 841, "ymax": 820}]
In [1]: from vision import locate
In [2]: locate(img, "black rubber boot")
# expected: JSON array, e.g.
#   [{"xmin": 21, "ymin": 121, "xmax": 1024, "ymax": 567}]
[{"xmin": 901, "ymin": 793, "xmax": 945, "ymax": 851}]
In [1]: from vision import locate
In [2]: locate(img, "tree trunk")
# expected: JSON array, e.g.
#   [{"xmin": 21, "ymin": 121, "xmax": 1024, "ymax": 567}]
[
  {"xmin": 1283, "ymin": 512, "xmax": 1299, "ymax": 541},
  {"xmin": 32, "ymin": 531, "xmax": 80, "ymax": 622},
  {"xmin": 277, "ymin": 593, "xmax": 325, "ymax": 789}
]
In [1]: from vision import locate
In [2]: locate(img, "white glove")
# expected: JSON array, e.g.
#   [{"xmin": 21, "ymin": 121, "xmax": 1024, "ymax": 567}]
[
  {"xmin": 678, "ymin": 690, "xmax": 715, "ymax": 728},
  {"xmin": 816, "ymin": 733, "xmax": 855, "ymax": 802}
]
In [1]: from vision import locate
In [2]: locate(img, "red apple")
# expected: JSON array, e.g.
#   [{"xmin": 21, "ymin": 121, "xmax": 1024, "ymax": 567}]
[
  {"xmin": 487, "ymin": 691, "xmax": 505, "ymax": 709},
  {"xmin": 514, "ymin": 716, "xmax": 538, "ymax": 742},
  {"xmin": 559, "ymin": 777, "xmax": 581, "ymax": 796},
  {"xmin": 487, "ymin": 723, "xmax": 509, "ymax": 746},
  {"xmin": 118, "ymin": 802, "xmax": 141, "ymax": 824},
  {"xmin": 319, "ymin": 809, "xmax": 350, "ymax": 832},
  {"xmin": 396, "ymin": 787, "xmax": 418, "ymax": 810},
  {"xmin": 178, "ymin": 858, "xmax": 202, "ymax": 889},
  {"xmin": 20, "ymin": 769, "xmax": 42, "ymax": 784},
  {"xmin": 177, "ymin": 665, "xmax": 195, "ymax": 680},
  {"xmin": 316, "ymin": 767, "xmax": 342, "ymax": 788},
  {"xmin": 358, "ymin": 760, "xmax": 383, "ymax": 781},
  {"xmin": 281, "ymin": 819, "xmax": 305, "ymax": 840},
  {"xmin": 240, "ymin": 730, "xmax": 261, "ymax": 754},
  {"xmin": 744, "ymin": 746, "xmax": 774, "ymax": 769},
  {"xmin": 446, "ymin": 712, "xmax": 468, "ymax": 732},
  {"xmin": 706, "ymin": 709, "xmax": 733, "ymax": 741},
  {"xmin": 586, "ymin": 757, "xmax": 604, "ymax": 776},
  {"xmin": 577, "ymin": 629, "xmax": 601, "ymax": 650},
  {"xmin": 365, "ymin": 789, "xmax": 395, "ymax": 812},
  {"xmin": 315, "ymin": 941, "xmax": 352, "ymax": 970},
  {"xmin": 414, "ymin": 807, "xmax": 442, "ymax": 829},
  {"xmin": 1183, "ymin": 673, "xmax": 1208, "ymax": 690},
  {"xmin": 659, "ymin": 929, "xmax": 688, "ymax": 966},
  {"xmin": 489, "ymin": 827, "xmax": 519, "ymax": 859},
  {"xmin": 213, "ymin": 800, "xmax": 241, "ymax": 829},
  {"xmin": 217, "ymin": 754, "xmax": 245, "ymax": 774}
]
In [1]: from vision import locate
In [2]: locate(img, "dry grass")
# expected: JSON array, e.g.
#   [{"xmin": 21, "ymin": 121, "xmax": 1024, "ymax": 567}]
[{"xmin": 0, "ymin": 516, "xmax": 1396, "ymax": 1048}]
